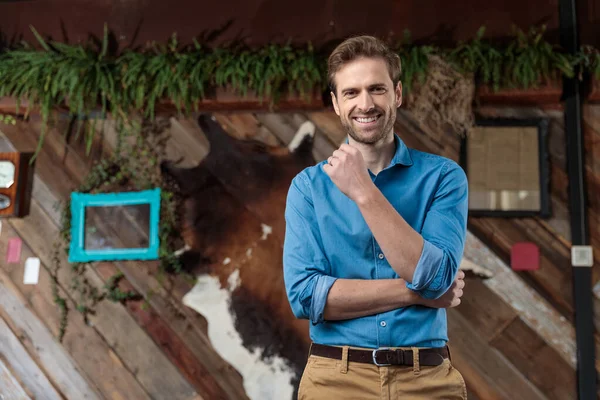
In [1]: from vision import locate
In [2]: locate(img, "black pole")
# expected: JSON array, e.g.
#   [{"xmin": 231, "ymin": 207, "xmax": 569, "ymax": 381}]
[{"xmin": 558, "ymin": 0, "xmax": 596, "ymax": 398}]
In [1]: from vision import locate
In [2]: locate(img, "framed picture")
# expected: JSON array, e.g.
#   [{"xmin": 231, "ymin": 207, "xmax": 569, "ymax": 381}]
[
  {"xmin": 68, "ymin": 188, "xmax": 161, "ymax": 262},
  {"xmin": 459, "ymin": 117, "xmax": 551, "ymax": 218}
]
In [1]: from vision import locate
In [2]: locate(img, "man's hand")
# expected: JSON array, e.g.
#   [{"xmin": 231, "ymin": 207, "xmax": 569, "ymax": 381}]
[
  {"xmin": 323, "ymin": 144, "xmax": 374, "ymax": 203},
  {"xmin": 419, "ymin": 270, "xmax": 465, "ymax": 308}
]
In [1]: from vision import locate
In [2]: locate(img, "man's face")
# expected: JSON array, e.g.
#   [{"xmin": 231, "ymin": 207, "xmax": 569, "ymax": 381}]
[{"xmin": 331, "ymin": 57, "xmax": 402, "ymax": 145}]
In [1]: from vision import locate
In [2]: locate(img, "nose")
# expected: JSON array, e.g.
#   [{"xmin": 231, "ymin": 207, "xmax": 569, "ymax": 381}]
[{"xmin": 357, "ymin": 91, "xmax": 375, "ymax": 113}]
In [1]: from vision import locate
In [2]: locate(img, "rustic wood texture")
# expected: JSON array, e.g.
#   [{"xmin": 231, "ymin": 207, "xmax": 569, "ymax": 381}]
[
  {"xmin": 0, "ymin": 265, "xmax": 101, "ymax": 400},
  {"xmin": 93, "ymin": 263, "xmax": 232, "ymax": 400},
  {"xmin": 398, "ymin": 105, "xmax": 596, "ymax": 308},
  {"xmin": 0, "ymin": 353, "xmax": 32, "ymax": 400},
  {"xmin": 0, "ymin": 123, "xmax": 201, "ymax": 400},
  {"xmin": 0, "ymin": 221, "xmax": 151, "ymax": 400},
  {"xmin": 98, "ymin": 116, "xmax": 264, "ymax": 400},
  {"xmin": 447, "ymin": 309, "xmax": 547, "ymax": 400},
  {"xmin": 393, "ymin": 103, "xmax": 600, "ymax": 398},
  {"xmin": 42, "ymin": 125, "xmax": 238, "ymax": 400},
  {"xmin": 464, "ymin": 231, "xmax": 577, "ymax": 368},
  {"xmin": 17, "ymin": 201, "xmax": 196, "ymax": 400},
  {"xmin": 0, "ymin": 314, "xmax": 61, "ymax": 400},
  {"xmin": 41, "ymin": 119, "xmax": 246, "ymax": 400},
  {"xmin": 0, "ymin": 97, "xmax": 595, "ymax": 400},
  {"xmin": 0, "ymin": 139, "xmax": 152, "ymax": 400},
  {"xmin": 452, "ymin": 278, "xmax": 517, "ymax": 341},
  {"xmin": 490, "ymin": 317, "xmax": 576, "ymax": 400},
  {"xmin": 42, "ymin": 115, "xmax": 250, "ymax": 400}
]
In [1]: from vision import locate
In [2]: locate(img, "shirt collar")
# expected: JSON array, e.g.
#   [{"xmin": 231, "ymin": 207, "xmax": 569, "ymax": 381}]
[{"xmin": 389, "ymin": 134, "xmax": 414, "ymax": 167}]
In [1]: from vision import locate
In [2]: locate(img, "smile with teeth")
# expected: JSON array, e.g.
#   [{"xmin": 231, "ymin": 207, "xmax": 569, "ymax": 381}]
[{"xmin": 353, "ymin": 115, "xmax": 380, "ymax": 124}]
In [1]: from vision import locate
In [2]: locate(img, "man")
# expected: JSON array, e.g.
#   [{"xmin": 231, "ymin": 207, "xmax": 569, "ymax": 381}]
[{"xmin": 283, "ymin": 35, "xmax": 469, "ymax": 399}]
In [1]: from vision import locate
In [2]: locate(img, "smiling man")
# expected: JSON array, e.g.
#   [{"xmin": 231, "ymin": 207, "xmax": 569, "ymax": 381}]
[{"xmin": 283, "ymin": 36, "xmax": 469, "ymax": 399}]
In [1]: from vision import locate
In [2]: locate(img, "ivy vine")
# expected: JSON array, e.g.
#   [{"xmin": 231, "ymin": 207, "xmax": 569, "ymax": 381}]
[{"xmin": 49, "ymin": 116, "xmax": 187, "ymax": 342}]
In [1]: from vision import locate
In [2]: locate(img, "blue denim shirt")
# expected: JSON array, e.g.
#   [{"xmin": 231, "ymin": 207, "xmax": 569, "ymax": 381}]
[{"xmin": 283, "ymin": 134, "xmax": 468, "ymax": 348}]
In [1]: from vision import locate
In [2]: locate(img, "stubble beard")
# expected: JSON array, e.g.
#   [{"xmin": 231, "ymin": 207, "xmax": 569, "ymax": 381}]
[{"xmin": 341, "ymin": 105, "xmax": 397, "ymax": 145}]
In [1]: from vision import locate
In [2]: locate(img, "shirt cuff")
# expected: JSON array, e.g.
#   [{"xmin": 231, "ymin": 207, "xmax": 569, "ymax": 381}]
[
  {"xmin": 406, "ymin": 240, "xmax": 444, "ymax": 293},
  {"xmin": 310, "ymin": 275, "xmax": 338, "ymax": 325}
]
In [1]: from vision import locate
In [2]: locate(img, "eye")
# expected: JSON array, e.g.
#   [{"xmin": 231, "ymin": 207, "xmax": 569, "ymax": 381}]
[
  {"xmin": 344, "ymin": 90, "xmax": 357, "ymax": 98},
  {"xmin": 371, "ymin": 86, "xmax": 386, "ymax": 94}
]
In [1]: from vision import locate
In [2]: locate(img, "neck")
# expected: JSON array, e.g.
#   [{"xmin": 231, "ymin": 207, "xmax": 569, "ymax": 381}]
[{"xmin": 348, "ymin": 132, "xmax": 396, "ymax": 175}]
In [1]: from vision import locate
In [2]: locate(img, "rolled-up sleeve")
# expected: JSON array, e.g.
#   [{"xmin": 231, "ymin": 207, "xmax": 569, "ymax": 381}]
[
  {"xmin": 406, "ymin": 163, "xmax": 468, "ymax": 299},
  {"xmin": 283, "ymin": 173, "xmax": 337, "ymax": 325}
]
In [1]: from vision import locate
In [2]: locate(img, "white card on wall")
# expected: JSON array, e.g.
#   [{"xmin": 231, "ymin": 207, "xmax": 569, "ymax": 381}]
[{"xmin": 23, "ymin": 257, "xmax": 40, "ymax": 285}]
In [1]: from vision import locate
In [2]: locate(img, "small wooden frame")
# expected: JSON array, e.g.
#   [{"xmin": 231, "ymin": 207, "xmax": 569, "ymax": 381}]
[{"xmin": 68, "ymin": 189, "xmax": 161, "ymax": 262}]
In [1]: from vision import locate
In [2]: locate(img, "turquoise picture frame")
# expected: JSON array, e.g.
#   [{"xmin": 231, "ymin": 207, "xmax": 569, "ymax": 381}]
[{"xmin": 68, "ymin": 188, "xmax": 161, "ymax": 263}]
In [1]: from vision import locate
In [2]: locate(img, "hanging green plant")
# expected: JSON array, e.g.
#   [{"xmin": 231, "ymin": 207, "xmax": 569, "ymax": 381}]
[
  {"xmin": 447, "ymin": 26, "xmax": 504, "ymax": 91},
  {"xmin": 395, "ymin": 30, "xmax": 437, "ymax": 95},
  {"xmin": 503, "ymin": 25, "xmax": 575, "ymax": 88},
  {"xmin": 0, "ymin": 25, "xmax": 118, "ymax": 159},
  {"xmin": 578, "ymin": 45, "xmax": 600, "ymax": 80},
  {"xmin": 0, "ymin": 23, "xmax": 593, "ymax": 154}
]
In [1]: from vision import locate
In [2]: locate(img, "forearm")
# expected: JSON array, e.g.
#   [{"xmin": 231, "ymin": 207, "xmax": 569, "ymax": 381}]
[
  {"xmin": 323, "ymin": 278, "xmax": 421, "ymax": 320},
  {"xmin": 356, "ymin": 186, "xmax": 423, "ymax": 282}
]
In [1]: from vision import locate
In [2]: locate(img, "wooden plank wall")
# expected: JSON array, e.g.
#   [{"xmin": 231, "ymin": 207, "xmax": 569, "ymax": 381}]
[
  {"xmin": 0, "ymin": 355, "xmax": 32, "ymax": 400},
  {"xmin": 0, "ymin": 104, "xmax": 593, "ymax": 399},
  {"xmin": 392, "ymin": 105, "xmax": 598, "ymax": 399},
  {"xmin": 0, "ymin": 121, "xmax": 230, "ymax": 400}
]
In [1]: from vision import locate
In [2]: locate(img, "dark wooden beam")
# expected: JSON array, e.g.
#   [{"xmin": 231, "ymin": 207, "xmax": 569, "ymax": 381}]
[{"xmin": 559, "ymin": 0, "xmax": 596, "ymax": 398}]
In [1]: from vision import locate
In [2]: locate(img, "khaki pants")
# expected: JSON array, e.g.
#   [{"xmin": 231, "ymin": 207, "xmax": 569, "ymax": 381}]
[{"xmin": 298, "ymin": 346, "xmax": 467, "ymax": 400}]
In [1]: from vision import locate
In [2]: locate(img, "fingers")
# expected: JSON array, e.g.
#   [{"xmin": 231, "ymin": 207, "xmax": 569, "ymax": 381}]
[
  {"xmin": 449, "ymin": 288, "xmax": 463, "ymax": 308},
  {"xmin": 339, "ymin": 143, "xmax": 358, "ymax": 154},
  {"xmin": 332, "ymin": 149, "xmax": 347, "ymax": 161},
  {"xmin": 327, "ymin": 155, "xmax": 341, "ymax": 168},
  {"xmin": 449, "ymin": 271, "xmax": 466, "ymax": 308},
  {"xmin": 328, "ymin": 144, "xmax": 360, "ymax": 168}
]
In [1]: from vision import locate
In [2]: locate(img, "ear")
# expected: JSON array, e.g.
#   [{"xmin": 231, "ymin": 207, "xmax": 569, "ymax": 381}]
[
  {"xmin": 331, "ymin": 91, "xmax": 341, "ymax": 116},
  {"xmin": 395, "ymin": 81, "xmax": 403, "ymax": 107}
]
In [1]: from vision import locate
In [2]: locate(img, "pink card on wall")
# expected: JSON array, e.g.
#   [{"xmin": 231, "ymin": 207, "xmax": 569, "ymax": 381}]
[{"xmin": 6, "ymin": 237, "xmax": 22, "ymax": 264}]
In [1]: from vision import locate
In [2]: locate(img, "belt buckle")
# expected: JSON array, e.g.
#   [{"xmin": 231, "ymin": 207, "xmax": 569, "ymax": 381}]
[{"xmin": 372, "ymin": 347, "xmax": 392, "ymax": 366}]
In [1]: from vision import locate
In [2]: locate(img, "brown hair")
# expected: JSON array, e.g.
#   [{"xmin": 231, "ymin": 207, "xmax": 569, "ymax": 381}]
[{"xmin": 327, "ymin": 35, "xmax": 402, "ymax": 96}]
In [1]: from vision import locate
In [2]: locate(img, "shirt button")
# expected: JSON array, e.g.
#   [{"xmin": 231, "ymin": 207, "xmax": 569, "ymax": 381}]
[
  {"xmin": 378, "ymin": 253, "xmax": 384, "ymax": 259},
  {"xmin": 380, "ymin": 321, "xmax": 387, "ymax": 327}
]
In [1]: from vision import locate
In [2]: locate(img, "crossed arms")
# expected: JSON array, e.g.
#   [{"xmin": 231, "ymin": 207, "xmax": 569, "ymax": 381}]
[{"xmin": 283, "ymin": 162, "xmax": 469, "ymax": 325}]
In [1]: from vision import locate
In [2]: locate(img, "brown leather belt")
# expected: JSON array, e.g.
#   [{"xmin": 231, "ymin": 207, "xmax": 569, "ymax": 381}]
[{"xmin": 310, "ymin": 343, "xmax": 449, "ymax": 367}]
